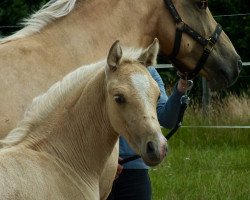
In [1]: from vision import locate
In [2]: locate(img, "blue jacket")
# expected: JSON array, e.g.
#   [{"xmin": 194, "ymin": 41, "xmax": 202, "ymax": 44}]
[{"xmin": 119, "ymin": 67, "xmax": 183, "ymax": 169}]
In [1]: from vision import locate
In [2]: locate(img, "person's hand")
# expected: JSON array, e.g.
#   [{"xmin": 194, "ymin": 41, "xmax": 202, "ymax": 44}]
[
  {"xmin": 115, "ymin": 157, "xmax": 124, "ymax": 179},
  {"xmin": 177, "ymin": 78, "xmax": 188, "ymax": 93}
]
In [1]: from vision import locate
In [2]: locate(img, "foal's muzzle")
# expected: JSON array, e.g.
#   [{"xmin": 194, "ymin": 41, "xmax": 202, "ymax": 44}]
[{"xmin": 143, "ymin": 140, "xmax": 167, "ymax": 166}]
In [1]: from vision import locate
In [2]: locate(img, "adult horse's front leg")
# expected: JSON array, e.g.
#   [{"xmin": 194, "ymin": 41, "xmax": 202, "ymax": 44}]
[{"xmin": 99, "ymin": 142, "xmax": 119, "ymax": 200}]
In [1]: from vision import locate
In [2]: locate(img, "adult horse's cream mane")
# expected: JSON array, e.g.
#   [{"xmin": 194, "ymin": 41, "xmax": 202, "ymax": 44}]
[
  {"xmin": 0, "ymin": 48, "xmax": 144, "ymax": 146},
  {"xmin": 0, "ymin": 0, "xmax": 78, "ymax": 43}
]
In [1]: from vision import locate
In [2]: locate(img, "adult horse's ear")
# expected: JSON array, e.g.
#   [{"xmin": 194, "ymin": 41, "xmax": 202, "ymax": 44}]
[
  {"xmin": 138, "ymin": 38, "xmax": 159, "ymax": 67},
  {"xmin": 107, "ymin": 40, "xmax": 123, "ymax": 72}
]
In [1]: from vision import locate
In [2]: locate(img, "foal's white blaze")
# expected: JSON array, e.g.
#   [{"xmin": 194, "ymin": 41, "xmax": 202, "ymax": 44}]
[
  {"xmin": 130, "ymin": 73, "xmax": 167, "ymax": 164},
  {"xmin": 130, "ymin": 73, "xmax": 151, "ymax": 108}
]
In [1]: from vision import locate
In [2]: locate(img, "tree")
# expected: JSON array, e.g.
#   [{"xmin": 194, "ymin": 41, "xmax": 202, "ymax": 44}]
[
  {"xmin": 210, "ymin": 0, "xmax": 250, "ymax": 61},
  {"xmin": 0, "ymin": 0, "xmax": 49, "ymax": 36}
]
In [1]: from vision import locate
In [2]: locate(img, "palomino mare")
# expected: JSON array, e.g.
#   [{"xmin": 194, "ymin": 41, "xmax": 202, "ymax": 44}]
[
  {"xmin": 0, "ymin": 39, "xmax": 166, "ymax": 199},
  {"xmin": 0, "ymin": 0, "xmax": 242, "ymax": 139}
]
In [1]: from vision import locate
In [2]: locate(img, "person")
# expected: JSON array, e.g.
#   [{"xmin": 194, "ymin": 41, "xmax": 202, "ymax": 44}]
[{"xmin": 107, "ymin": 66, "xmax": 188, "ymax": 200}]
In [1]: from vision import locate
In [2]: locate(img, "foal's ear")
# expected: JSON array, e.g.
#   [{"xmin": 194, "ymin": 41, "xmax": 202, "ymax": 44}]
[
  {"xmin": 107, "ymin": 40, "xmax": 123, "ymax": 72},
  {"xmin": 138, "ymin": 38, "xmax": 159, "ymax": 67}
]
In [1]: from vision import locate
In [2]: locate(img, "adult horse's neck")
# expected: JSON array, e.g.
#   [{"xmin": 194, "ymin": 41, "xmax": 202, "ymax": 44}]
[{"xmin": 2, "ymin": 0, "xmax": 161, "ymax": 66}]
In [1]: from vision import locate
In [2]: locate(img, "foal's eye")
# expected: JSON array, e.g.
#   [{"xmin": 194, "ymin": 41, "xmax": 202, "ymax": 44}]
[{"xmin": 114, "ymin": 94, "xmax": 126, "ymax": 104}]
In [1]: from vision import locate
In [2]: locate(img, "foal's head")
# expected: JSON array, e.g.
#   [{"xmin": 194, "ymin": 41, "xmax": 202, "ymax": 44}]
[{"xmin": 105, "ymin": 39, "xmax": 167, "ymax": 166}]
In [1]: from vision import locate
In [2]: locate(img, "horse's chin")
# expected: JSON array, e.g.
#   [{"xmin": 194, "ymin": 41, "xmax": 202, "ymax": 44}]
[
  {"xmin": 207, "ymin": 77, "xmax": 229, "ymax": 90},
  {"xmin": 204, "ymin": 57, "xmax": 241, "ymax": 90},
  {"xmin": 143, "ymin": 159, "xmax": 161, "ymax": 167},
  {"xmin": 141, "ymin": 154, "xmax": 163, "ymax": 167},
  {"xmin": 207, "ymin": 71, "xmax": 239, "ymax": 90}
]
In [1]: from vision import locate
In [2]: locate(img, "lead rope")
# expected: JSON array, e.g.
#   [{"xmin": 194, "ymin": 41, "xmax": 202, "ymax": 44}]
[
  {"xmin": 166, "ymin": 77, "xmax": 193, "ymax": 140},
  {"xmin": 119, "ymin": 75, "xmax": 193, "ymax": 165}
]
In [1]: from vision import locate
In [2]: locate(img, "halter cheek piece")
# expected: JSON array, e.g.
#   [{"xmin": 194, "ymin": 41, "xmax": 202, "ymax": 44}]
[{"xmin": 164, "ymin": 0, "xmax": 222, "ymax": 79}]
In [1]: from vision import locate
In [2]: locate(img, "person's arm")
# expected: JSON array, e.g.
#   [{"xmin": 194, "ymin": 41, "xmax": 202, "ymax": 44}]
[{"xmin": 148, "ymin": 67, "xmax": 187, "ymax": 129}]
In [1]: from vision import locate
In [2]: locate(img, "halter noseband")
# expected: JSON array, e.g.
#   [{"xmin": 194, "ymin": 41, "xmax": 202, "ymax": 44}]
[{"xmin": 164, "ymin": 0, "xmax": 222, "ymax": 79}]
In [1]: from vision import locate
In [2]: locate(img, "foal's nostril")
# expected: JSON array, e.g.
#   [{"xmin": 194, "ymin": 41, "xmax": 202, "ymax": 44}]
[{"xmin": 146, "ymin": 141, "xmax": 155, "ymax": 154}]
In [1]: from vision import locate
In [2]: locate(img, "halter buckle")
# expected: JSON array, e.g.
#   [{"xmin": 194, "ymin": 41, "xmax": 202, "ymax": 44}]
[
  {"xmin": 176, "ymin": 21, "xmax": 185, "ymax": 30},
  {"xmin": 204, "ymin": 38, "xmax": 215, "ymax": 53}
]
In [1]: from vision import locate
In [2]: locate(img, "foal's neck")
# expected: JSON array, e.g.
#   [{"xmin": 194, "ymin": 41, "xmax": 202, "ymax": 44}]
[{"xmin": 27, "ymin": 68, "xmax": 118, "ymax": 178}]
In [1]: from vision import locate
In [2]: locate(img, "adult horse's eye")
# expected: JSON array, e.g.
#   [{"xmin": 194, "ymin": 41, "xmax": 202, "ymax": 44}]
[
  {"xmin": 114, "ymin": 94, "xmax": 126, "ymax": 104},
  {"xmin": 196, "ymin": 0, "xmax": 208, "ymax": 9}
]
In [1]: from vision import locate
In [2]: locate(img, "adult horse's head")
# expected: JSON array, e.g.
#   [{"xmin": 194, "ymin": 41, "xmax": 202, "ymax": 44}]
[
  {"xmin": 105, "ymin": 39, "xmax": 166, "ymax": 166},
  {"xmin": 156, "ymin": 0, "xmax": 241, "ymax": 89}
]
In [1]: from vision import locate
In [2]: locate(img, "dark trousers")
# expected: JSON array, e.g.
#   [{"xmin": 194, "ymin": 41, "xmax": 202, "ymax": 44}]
[{"xmin": 107, "ymin": 169, "xmax": 152, "ymax": 200}]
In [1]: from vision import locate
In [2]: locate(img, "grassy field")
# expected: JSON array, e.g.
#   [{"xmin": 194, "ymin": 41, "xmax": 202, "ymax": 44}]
[{"xmin": 150, "ymin": 95, "xmax": 250, "ymax": 200}]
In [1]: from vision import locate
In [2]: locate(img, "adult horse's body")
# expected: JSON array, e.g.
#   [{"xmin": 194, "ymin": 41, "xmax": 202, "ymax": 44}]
[
  {"xmin": 0, "ymin": 0, "xmax": 241, "ymax": 139},
  {"xmin": 0, "ymin": 40, "xmax": 166, "ymax": 199}
]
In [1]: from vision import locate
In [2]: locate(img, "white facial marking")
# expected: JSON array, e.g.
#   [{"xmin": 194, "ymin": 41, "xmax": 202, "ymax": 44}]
[{"xmin": 130, "ymin": 73, "xmax": 151, "ymax": 106}]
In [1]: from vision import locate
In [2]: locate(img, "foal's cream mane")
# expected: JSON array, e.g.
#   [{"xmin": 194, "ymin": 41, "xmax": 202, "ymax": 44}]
[
  {"xmin": 0, "ymin": 0, "xmax": 78, "ymax": 43},
  {"xmin": 0, "ymin": 48, "xmax": 144, "ymax": 146}
]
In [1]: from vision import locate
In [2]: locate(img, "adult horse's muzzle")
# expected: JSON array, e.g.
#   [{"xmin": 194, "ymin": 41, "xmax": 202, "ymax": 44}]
[{"xmin": 206, "ymin": 54, "xmax": 242, "ymax": 90}]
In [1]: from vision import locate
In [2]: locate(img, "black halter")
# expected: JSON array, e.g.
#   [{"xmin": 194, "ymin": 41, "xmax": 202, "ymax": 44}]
[{"xmin": 164, "ymin": 0, "xmax": 222, "ymax": 79}]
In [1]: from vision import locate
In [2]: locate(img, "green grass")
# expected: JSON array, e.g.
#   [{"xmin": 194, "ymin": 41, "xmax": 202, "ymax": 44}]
[
  {"xmin": 150, "ymin": 128, "xmax": 250, "ymax": 200},
  {"xmin": 150, "ymin": 96, "xmax": 250, "ymax": 200}
]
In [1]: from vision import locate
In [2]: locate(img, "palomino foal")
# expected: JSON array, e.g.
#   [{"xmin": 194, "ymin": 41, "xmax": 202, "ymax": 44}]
[{"xmin": 0, "ymin": 39, "xmax": 166, "ymax": 200}]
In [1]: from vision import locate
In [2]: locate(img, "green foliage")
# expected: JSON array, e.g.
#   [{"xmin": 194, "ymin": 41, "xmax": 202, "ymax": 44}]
[
  {"xmin": 210, "ymin": 0, "xmax": 250, "ymax": 61},
  {"xmin": 0, "ymin": 0, "xmax": 49, "ymax": 36}
]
